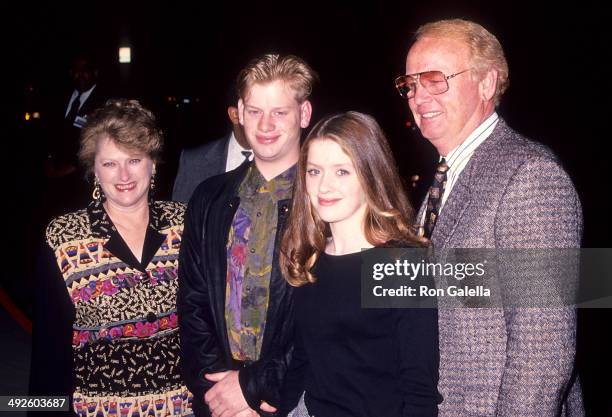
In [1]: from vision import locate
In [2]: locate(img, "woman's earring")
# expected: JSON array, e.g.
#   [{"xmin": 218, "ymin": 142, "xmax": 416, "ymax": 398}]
[
  {"xmin": 92, "ymin": 177, "xmax": 101, "ymax": 201},
  {"xmin": 148, "ymin": 171, "xmax": 156, "ymax": 203}
]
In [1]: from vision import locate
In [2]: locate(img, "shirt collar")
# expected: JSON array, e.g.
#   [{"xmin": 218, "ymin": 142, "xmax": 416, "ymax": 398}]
[
  {"xmin": 87, "ymin": 197, "xmax": 165, "ymax": 240},
  {"xmin": 227, "ymin": 132, "xmax": 249, "ymax": 155},
  {"xmin": 240, "ymin": 163, "xmax": 296, "ymax": 202},
  {"xmin": 73, "ymin": 84, "xmax": 96, "ymax": 102},
  {"xmin": 441, "ymin": 112, "xmax": 499, "ymax": 168}
]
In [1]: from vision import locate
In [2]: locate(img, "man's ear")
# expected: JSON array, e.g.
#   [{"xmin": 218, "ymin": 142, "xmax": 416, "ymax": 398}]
[
  {"xmin": 237, "ymin": 99, "xmax": 245, "ymax": 126},
  {"xmin": 299, "ymin": 100, "xmax": 313, "ymax": 129},
  {"xmin": 227, "ymin": 106, "xmax": 240, "ymax": 125},
  {"xmin": 479, "ymin": 68, "xmax": 498, "ymax": 102}
]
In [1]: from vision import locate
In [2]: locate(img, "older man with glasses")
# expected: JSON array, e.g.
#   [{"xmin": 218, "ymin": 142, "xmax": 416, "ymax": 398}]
[{"xmin": 396, "ymin": 19, "xmax": 584, "ymax": 417}]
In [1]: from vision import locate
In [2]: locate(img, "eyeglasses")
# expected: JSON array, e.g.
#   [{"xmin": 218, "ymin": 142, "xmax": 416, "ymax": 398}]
[{"xmin": 394, "ymin": 69, "xmax": 471, "ymax": 99}]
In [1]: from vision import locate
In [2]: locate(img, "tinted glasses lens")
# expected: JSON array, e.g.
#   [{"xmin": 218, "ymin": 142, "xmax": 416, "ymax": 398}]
[
  {"xmin": 395, "ymin": 76, "xmax": 415, "ymax": 98},
  {"xmin": 420, "ymin": 71, "xmax": 449, "ymax": 95}
]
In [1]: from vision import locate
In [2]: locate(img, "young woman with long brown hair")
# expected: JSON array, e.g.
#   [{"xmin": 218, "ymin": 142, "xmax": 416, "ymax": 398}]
[{"xmin": 279, "ymin": 111, "xmax": 441, "ymax": 417}]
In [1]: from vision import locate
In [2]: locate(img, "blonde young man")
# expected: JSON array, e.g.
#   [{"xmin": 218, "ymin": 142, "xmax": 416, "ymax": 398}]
[{"xmin": 178, "ymin": 54, "xmax": 316, "ymax": 417}]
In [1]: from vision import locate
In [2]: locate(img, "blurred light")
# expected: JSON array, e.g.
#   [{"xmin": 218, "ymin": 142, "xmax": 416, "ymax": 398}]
[
  {"xmin": 33, "ymin": 112, "xmax": 41, "ymax": 119},
  {"xmin": 119, "ymin": 47, "xmax": 131, "ymax": 63},
  {"xmin": 24, "ymin": 112, "xmax": 31, "ymax": 121},
  {"xmin": 183, "ymin": 98, "xmax": 190, "ymax": 104}
]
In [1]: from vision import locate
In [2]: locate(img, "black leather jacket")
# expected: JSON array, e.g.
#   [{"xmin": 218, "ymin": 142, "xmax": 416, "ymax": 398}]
[{"xmin": 178, "ymin": 162, "xmax": 295, "ymax": 417}]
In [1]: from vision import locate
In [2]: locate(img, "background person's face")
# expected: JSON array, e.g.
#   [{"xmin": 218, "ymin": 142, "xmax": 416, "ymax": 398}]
[
  {"xmin": 227, "ymin": 105, "xmax": 250, "ymax": 149},
  {"xmin": 94, "ymin": 137, "xmax": 154, "ymax": 210},
  {"xmin": 70, "ymin": 59, "xmax": 97, "ymax": 93},
  {"xmin": 238, "ymin": 80, "xmax": 311, "ymax": 169},
  {"xmin": 406, "ymin": 37, "xmax": 486, "ymax": 155},
  {"xmin": 305, "ymin": 138, "xmax": 367, "ymax": 228}
]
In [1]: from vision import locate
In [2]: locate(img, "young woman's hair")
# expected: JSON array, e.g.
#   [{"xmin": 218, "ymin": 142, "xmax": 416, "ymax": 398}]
[{"xmin": 280, "ymin": 111, "xmax": 427, "ymax": 287}]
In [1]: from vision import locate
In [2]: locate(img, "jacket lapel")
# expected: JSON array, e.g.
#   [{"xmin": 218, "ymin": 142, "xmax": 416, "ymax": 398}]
[
  {"xmin": 103, "ymin": 232, "xmax": 143, "ymax": 271},
  {"xmin": 141, "ymin": 226, "xmax": 167, "ymax": 267},
  {"xmin": 430, "ymin": 119, "xmax": 507, "ymax": 248},
  {"xmin": 414, "ymin": 171, "xmax": 471, "ymax": 246},
  {"xmin": 89, "ymin": 199, "xmax": 171, "ymax": 272},
  {"xmin": 201, "ymin": 135, "xmax": 231, "ymax": 179},
  {"xmin": 432, "ymin": 173, "xmax": 472, "ymax": 248},
  {"xmin": 260, "ymin": 198, "xmax": 292, "ymax": 354},
  {"xmin": 204, "ymin": 163, "xmax": 250, "ymax": 358}
]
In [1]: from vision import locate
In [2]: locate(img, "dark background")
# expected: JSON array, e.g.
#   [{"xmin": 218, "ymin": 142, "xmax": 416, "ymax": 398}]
[{"xmin": 4, "ymin": 1, "xmax": 611, "ymax": 416}]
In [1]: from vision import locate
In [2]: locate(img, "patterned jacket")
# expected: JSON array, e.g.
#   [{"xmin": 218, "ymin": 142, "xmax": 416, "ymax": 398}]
[
  {"xmin": 30, "ymin": 199, "xmax": 193, "ymax": 417},
  {"xmin": 417, "ymin": 118, "xmax": 584, "ymax": 417}
]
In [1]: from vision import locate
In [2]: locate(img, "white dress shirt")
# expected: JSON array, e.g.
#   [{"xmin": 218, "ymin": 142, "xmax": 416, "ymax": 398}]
[
  {"xmin": 225, "ymin": 132, "xmax": 253, "ymax": 172},
  {"xmin": 64, "ymin": 84, "xmax": 97, "ymax": 118}
]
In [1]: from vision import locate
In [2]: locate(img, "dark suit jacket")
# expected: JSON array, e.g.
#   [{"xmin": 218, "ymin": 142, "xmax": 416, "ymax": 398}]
[
  {"xmin": 172, "ymin": 134, "xmax": 230, "ymax": 203},
  {"xmin": 65, "ymin": 84, "xmax": 108, "ymax": 122},
  {"xmin": 50, "ymin": 84, "xmax": 110, "ymax": 165},
  {"xmin": 416, "ymin": 118, "xmax": 584, "ymax": 417}
]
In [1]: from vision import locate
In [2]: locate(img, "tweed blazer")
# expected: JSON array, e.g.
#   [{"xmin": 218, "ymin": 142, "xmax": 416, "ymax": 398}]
[{"xmin": 417, "ymin": 118, "xmax": 584, "ymax": 417}]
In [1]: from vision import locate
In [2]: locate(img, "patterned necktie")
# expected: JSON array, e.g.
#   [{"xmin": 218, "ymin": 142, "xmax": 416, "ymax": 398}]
[
  {"xmin": 66, "ymin": 93, "xmax": 82, "ymax": 122},
  {"xmin": 424, "ymin": 158, "xmax": 449, "ymax": 239}
]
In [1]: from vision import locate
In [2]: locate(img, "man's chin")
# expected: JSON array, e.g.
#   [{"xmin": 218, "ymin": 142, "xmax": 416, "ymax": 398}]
[{"xmin": 251, "ymin": 149, "xmax": 281, "ymax": 162}]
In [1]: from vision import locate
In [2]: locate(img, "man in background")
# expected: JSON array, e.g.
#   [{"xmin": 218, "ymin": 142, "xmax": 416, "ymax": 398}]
[{"xmin": 172, "ymin": 88, "xmax": 252, "ymax": 202}]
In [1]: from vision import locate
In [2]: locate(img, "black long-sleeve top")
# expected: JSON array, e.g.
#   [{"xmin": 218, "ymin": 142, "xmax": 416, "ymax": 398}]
[{"xmin": 282, "ymin": 250, "xmax": 441, "ymax": 417}]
